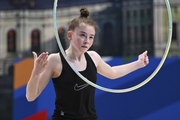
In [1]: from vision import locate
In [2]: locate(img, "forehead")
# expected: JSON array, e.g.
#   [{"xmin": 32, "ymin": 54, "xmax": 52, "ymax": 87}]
[{"xmin": 76, "ymin": 23, "xmax": 95, "ymax": 35}]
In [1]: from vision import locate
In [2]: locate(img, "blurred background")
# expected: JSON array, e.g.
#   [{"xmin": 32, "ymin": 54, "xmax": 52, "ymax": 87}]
[{"xmin": 0, "ymin": 0, "xmax": 180, "ymax": 120}]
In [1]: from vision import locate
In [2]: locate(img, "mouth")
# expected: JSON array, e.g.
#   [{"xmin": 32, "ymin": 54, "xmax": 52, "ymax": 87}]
[{"xmin": 82, "ymin": 46, "xmax": 88, "ymax": 48}]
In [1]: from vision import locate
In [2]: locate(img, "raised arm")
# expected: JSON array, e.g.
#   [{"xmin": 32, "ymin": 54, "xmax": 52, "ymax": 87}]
[
  {"xmin": 89, "ymin": 51, "xmax": 149, "ymax": 79},
  {"xmin": 26, "ymin": 52, "xmax": 58, "ymax": 102}
]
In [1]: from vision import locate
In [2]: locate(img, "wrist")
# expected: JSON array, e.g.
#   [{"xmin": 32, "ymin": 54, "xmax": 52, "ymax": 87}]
[
  {"xmin": 135, "ymin": 60, "xmax": 143, "ymax": 69},
  {"xmin": 31, "ymin": 69, "xmax": 41, "ymax": 77}
]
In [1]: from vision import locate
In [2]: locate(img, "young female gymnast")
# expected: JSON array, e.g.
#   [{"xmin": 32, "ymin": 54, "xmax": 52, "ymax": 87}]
[{"xmin": 26, "ymin": 7, "xmax": 149, "ymax": 120}]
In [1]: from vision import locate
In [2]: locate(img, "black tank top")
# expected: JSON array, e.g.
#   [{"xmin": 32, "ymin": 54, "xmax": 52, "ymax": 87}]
[{"xmin": 52, "ymin": 52, "xmax": 97, "ymax": 120}]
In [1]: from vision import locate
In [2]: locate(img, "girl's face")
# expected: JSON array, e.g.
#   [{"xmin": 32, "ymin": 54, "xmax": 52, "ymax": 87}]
[{"xmin": 69, "ymin": 23, "xmax": 95, "ymax": 53}]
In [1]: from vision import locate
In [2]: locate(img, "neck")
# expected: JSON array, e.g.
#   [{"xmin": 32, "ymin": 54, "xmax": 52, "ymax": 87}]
[{"xmin": 65, "ymin": 48, "xmax": 84, "ymax": 61}]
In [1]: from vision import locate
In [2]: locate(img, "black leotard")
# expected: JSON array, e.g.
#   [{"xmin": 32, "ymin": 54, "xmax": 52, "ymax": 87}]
[{"xmin": 52, "ymin": 52, "xmax": 97, "ymax": 120}]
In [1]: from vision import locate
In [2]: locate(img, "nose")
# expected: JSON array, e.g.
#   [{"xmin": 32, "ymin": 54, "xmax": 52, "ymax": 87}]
[{"xmin": 84, "ymin": 37, "xmax": 90, "ymax": 44}]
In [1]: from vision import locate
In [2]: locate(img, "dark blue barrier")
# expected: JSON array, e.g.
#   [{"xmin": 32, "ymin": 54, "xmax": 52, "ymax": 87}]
[
  {"xmin": 13, "ymin": 57, "xmax": 180, "ymax": 120},
  {"xmin": 95, "ymin": 57, "xmax": 180, "ymax": 120}
]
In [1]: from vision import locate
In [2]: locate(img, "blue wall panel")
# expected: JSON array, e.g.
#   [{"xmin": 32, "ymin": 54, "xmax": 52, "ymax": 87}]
[
  {"xmin": 13, "ymin": 57, "xmax": 180, "ymax": 120},
  {"xmin": 95, "ymin": 57, "xmax": 180, "ymax": 120}
]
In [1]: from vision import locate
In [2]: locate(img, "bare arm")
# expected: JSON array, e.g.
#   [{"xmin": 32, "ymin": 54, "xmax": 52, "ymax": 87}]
[
  {"xmin": 26, "ymin": 52, "xmax": 59, "ymax": 102},
  {"xmin": 89, "ymin": 51, "xmax": 149, "ymax": 79}
]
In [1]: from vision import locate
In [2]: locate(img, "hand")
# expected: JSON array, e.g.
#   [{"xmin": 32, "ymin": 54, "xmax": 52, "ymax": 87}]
[
  {"xmin": 32, "ymin": 51, "xmax": 49, "ymax": 75},
  {"xmin": 138, "ymin": 51, "xmax": 149, "ymax": 68}
]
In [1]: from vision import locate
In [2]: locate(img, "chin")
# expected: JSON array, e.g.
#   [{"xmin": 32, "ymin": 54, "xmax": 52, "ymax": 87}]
[{"xmin": 80, "ymin": 48, "xmax": 88, "ymax": 52}]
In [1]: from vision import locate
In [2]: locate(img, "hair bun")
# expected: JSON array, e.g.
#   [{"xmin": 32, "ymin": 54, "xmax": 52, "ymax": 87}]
[{"xmin": 80, "ymin": 8, "xmax": 89, "ymax": 18}]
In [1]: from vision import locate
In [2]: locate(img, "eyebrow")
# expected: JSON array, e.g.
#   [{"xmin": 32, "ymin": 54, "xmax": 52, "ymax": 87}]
[{"xmin": 79, "ymin": 31, "xmax": 95, "ymax": 36}]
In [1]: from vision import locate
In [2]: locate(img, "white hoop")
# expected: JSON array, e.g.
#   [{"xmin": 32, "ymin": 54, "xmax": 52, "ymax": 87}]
[{"xmin": 53, "ymin": 0, "xmax": 173, "ymax": 93}]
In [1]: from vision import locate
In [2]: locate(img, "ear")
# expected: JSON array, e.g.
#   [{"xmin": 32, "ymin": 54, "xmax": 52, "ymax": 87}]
[{"xmin": 67, "ymin": 31, "xmax": 73, "ymax": 40}]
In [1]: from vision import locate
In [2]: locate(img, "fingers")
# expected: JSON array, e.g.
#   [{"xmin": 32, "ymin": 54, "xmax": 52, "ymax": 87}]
[
  {"xmin": 139, "ymin": 51, "xmax": 149, "ymax": 67},
  {"xmin": 33, "ymin": 52, "xmax": 49, "ymax": 65},
  {"xmin": 38, "ymin": 52, "xmax": 48, "ymax": 64},
  {"xmin": 143, "ymin": 51, "xmax": 149, "ymax": 65},
  {"xmin": 139, "ymin": 51, "xmax": 148, "ymax": 59},
  {"xmin": 145, "ymin": 56, "xmax": 149, "ymax": 64},
  {"xmin": 31, "ymin": 52, "xmax": 49, "ymax": 75},
  {"xmin": 143, "ymin": 50, "xmax": 148, "ymax": 55},
  {"xmin": 42, "ymin": 52, "xmax": 49, "ymax": 66},
  {"xmin": 32, "ymin": 51, "xmax": 37, "ymax": 59},
  {"xmin": 142, "ymin": 51, "xmax": 148, "ymax": 59}
]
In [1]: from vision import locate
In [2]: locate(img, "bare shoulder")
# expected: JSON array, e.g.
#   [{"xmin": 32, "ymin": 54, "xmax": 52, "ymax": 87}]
[
  {"xmin": 87, "ymin": 51, "xmax": 101, "ymax": 59},
  {"xmin": 87, "ymin": 51, "xmax": 101, "ymax": 67},
  {"xmin": 48, "ymin": 53, "xmax": 61, "ymax": 62},
  {"xmin": 48, "ymin": 53, "xmax": 62, "ymax": 78}
]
